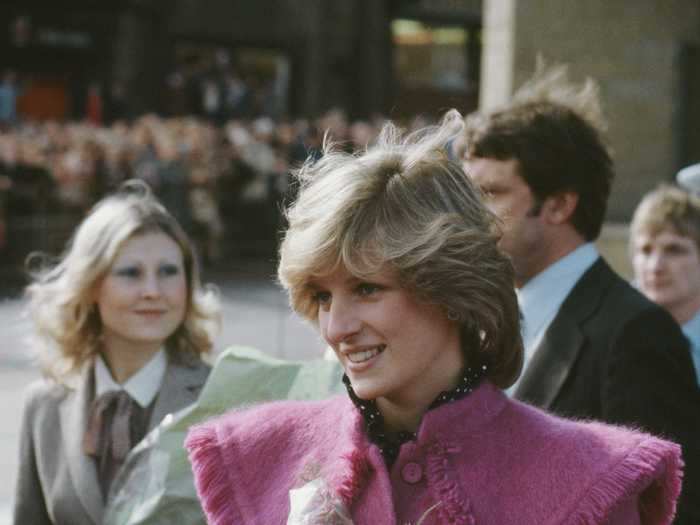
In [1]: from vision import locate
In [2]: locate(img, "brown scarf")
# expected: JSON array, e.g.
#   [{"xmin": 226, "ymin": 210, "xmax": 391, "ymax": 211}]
[{"xmin": 83, "ymin": 390, "xmax": 150, "ymax": 498}]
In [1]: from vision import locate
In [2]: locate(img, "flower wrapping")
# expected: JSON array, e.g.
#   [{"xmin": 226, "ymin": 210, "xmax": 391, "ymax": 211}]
[{"xmin": 287, "ymin": 478, "xmax": 354, "ymax": 525}]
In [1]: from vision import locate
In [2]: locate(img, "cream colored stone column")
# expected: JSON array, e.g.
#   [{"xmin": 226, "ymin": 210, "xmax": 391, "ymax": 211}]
[{"xmin": 479, "ymin": 0, "xmax": 518, "ymax": 110}]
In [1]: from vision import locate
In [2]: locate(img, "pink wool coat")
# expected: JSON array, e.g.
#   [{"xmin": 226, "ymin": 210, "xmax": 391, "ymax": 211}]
[{"xmin": 186, "ymin": 382, "xmax": 682, "ymax": 525}]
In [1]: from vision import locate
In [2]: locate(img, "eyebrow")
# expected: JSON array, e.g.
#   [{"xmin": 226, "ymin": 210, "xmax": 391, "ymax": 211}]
[
  {"xmin": 113, "ymin": 257, "xmax": 183, "ymax": 266},
  {"xmin": 307, "ymin": 275, "xmax": 366, "ymax": 289}
]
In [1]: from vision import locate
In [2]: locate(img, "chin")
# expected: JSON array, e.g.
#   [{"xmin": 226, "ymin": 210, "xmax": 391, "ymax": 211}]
[
  {"xmin": 133, "ymin": 324, "xmax": 179, "ymax": 342},
  {"xmin": 648, "ymin": 292, "xmax": 673, "ymax": 307},
  {"xmin": 126, "ymin": 332, "xmax": 171, "ymax": 347},
  {"xmin": 349, "ymin": 379, "xmax": 385, "ymax": 401}
]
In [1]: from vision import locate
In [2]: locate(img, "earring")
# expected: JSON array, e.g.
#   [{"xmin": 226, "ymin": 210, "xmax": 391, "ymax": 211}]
[{"xmin": 447, "ymin": 309, "xmax": 460, "ymax": 322}]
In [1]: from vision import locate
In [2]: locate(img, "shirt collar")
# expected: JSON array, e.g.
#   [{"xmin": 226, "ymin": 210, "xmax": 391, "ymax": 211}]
[
  {"xmin": 683, "ymin": 309, "xmax": 700, "ymax": 347},
  {"xmin": 517, "ymin": 243, "xmax": 599, "ymax": 352},
  {"xmin": 94, "ymin": 349, "xmax": 167, "ymax": 408}
]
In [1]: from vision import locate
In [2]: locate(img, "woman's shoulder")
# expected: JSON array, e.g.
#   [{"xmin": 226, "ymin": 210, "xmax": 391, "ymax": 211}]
[
  {"xmin": 19, "ymin": 377, "xmax": 73, "ymax": 427},
  {"xmin": 169, "ymin": 351, "xmax": 211, "ymax": 379},
  {"xmin": 501, "ymin": 399, "xmax": 682, "ymax": 524},
  {"xmin": 185, "ymin": 395, "xmax": 354, "ymax": 478},
  {"xmin": 188, "ymin": 395, "xmax": 350, "ymax": 446},
  {"xmin": 185, "ymin": 395, "xmax": 356, "ymax": 524},
  {"xmin": 506, "ymin": 397, "xmax": 679, "ymax": 456},
  {"xmin": 23, "ymin": 377, "xmax": 71, "ymax": 405}
]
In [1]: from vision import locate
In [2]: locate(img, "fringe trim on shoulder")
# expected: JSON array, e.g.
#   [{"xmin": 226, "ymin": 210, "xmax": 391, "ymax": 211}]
[
  {"xmin": 564, "ymin": 437, "xmax": 683, "ymax": 525},
  {"xmin": 186, "ymin": 424, "xmax": 243, "ymax": 525}
]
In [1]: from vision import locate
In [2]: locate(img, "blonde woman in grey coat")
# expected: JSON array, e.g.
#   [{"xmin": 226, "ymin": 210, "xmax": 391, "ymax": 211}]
[{"xmin": 14, "ymin": 181, "xmax": 219, "ymax": 525}]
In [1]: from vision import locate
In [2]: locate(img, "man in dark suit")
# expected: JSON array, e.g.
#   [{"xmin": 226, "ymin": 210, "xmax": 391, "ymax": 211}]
[{"xmin": 462, "ymin": 65, "xmax": 700, "ymax": 524}]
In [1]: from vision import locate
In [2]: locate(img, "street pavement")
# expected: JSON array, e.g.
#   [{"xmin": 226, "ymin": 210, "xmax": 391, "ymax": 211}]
[{"xmin": 0, "ymin": 264, "xmax": 326, "ymax": 524}]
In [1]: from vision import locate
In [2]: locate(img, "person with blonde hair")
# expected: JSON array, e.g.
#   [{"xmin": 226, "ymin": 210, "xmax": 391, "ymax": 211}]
[
  {"xmin": 630, "ymin": 184, "xmax": 700, "ymax": 385},
  {"xmin": 186, "ymin": 112, "xmax": 682, "ymax": 524},
  {"xmin": 14, "ymin": 180, "xmax": 219, "ymax": 525}
]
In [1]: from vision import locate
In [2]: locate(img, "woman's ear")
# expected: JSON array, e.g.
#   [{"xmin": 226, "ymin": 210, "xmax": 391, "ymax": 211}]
[{"xmin": 542, "ymin": 191, "xmax": 579, "ymax": 225}]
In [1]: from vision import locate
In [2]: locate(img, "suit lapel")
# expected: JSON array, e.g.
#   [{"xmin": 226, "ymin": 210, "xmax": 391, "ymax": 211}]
[
  {"xmin": 148, "ymin": 357, "xmax": 209, "ymax": 431},
  {"xmin": 59, "ymin": 367, "xmax": 103, "ymax": 524},
  {"xmin": 514, "ymin": 258, "xmax": 614, "ymax": 409},
  {"xmin": 514, "ymin": 312, "xmax": 585, "ymax": 408}
]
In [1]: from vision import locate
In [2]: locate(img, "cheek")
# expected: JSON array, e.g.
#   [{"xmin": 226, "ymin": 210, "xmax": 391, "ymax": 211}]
[
  {"xmin": 688, "ymin": 265, "xmax": 700, "ymax": 289},
  {"xmin": 95, "ymin": 281, "xmax": 130, "ymax": 311},
  {"xmin": 497, "ymin": 199, "xmax": 523, "ymax": 226},
  {"xmin": 672, "ymin": 257, "xmax": 698, "ymax": 278},
  {"xmin": 167, "ymin": 277, "xmax": 188, "ymax": 303},
  {"xmin": 632, "ymin": 254, "xmax": 647, "ymax": 274},
  {"xmin": 317, "ymin": 312, "xmax": 331, "ymax": 342}
]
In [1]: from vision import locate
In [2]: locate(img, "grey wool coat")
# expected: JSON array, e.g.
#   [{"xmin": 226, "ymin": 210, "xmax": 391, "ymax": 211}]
[{"xmin": 13, "ymin": 355, "xmax": 210, "ymax": 525}]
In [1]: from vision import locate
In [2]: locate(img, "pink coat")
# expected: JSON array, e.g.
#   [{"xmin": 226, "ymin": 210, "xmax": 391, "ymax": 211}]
[{"xmin": 186, "ymin": 382, "xmax": 682, "ymax": 524}]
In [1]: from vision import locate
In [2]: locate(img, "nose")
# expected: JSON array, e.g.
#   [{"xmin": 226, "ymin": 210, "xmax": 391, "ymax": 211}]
[
  {"xmin": 647, "ymin": 251, "xmax": 666, "ymax": 273},
  {"xmin": 321, "ymin": 298, "xmax": 361, "ymax": 346},
  {"xmin": 141, "ymin": 272, "xmax": 162, "ymax": 298}
]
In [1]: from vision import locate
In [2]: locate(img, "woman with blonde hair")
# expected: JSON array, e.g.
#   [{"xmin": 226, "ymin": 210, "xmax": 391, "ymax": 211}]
[
  {"xmin": 14, "ymin": 180, "xmax": 219, "ymax": 525},
  {"xmin": 187, "ymin": 112, "xmax": 681, "ymax": 524}
]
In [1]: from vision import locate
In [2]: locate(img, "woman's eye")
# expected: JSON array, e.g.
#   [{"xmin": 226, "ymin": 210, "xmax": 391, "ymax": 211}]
[
  {"xmin": 312, "ymin": 291, "xmax": 331, "ymax": 305},
  {"xmin": 115, "ymin": 266, "xmax": 141, "ymax": 278},
  {"xmin": 159, "ymin": 264, "xmax": 181, "ymax": 277},
  {"xmin": 356, "ymin": 283, "xmax": 380, "ymax": 296}
]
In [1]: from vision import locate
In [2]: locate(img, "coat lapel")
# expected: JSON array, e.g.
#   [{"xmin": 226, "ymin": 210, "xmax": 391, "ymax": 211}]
[
  {"xmin": 59, "ymin": 367, "xmax": 103, "ymax": 524},
  {"xmin": 148, "ymin": 356, "xmax": 210, "ymax": 431},
  {"xmin": 514, "ymin": 258, "xmax": 614, "ymax": 409},
  {"xmin": 514, "ymin": 312, "xmax": 585, "ymax": 408}
]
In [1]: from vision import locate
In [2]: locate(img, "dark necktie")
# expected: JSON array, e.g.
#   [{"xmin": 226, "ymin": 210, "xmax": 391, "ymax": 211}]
[{"xmin": 83, "ymin": 390, "xmax": 141, "ymax": 498}]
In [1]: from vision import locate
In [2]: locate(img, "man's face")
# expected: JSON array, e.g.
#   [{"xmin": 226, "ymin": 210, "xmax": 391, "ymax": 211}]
[
  {"xmin": 464, "ymin": 157, "xmax": 546, "ymax": 287},
  {"xmin": 632, "ymin": 227, "xmax": 700, "ymax": 322}
]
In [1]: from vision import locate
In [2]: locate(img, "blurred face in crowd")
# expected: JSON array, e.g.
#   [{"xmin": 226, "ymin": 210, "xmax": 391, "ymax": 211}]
[
  {"xmin": 632, "ymin": 227, "xmax": 700, "ymax": 324},
  {"xmin": 95, "ymin": 231, "xmax": 188, "ymax": 356},
  {"xmin": 0, "ymin": 136, "xmax": 19, "ymax": 166},
  {"xmin": 464, "ymin": 157, "xmax": 546, "ymax": 287},
  {"xmin": 311, "ymin": 265, "xmax": 463, "ymax": 422}
]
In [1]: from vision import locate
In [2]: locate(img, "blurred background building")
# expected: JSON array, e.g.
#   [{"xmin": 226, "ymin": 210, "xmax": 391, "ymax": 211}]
[
  {"xmin": 0, "ymin": 0, "xmax": 482, "ymax": 122},
  {"xmin": 0, "ymin": 0, "xmax": 699, "ymax": 277}
]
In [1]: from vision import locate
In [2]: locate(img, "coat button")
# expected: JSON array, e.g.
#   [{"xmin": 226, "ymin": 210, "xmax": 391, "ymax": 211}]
[{"xmin": 401, "ymin": 462, "xmax": 423, "ymax": 484}]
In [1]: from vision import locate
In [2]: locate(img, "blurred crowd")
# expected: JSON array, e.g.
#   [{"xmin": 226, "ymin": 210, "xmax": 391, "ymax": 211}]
[{"xmin": 0, "ymin": 109, "xmax": 418, "ymax": 267}]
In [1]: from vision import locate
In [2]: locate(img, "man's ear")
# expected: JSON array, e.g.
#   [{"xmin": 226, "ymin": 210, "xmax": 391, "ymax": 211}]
[{"xmin": 542, "ymin": 191, "xmax": 579, "ymax": 225}]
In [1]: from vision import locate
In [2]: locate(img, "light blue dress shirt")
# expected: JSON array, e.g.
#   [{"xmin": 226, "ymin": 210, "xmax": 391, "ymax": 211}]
[{"xmin": 682, "ymin": 310, "xmax": 700, "ymax": 385}]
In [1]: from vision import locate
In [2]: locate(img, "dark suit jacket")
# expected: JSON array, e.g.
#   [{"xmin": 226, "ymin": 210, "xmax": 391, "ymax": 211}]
[
  {"xmin": 13, "ymin": 354, "xmax": 210, "ymax": 525},
  {"xmin": 515, "ymin": 258, "xmax": 700, "ymax": 524}
]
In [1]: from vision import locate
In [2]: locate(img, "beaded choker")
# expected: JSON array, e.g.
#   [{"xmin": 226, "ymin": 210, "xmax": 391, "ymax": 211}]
[{"xmin": 343, "ymin": 364, "xmax": 486, "ymax": 466}]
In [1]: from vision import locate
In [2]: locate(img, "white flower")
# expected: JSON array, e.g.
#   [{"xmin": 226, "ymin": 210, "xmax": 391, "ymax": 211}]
[{"xmin": 287, "ymin": 478, "xmax": 354, "ymax": 525}]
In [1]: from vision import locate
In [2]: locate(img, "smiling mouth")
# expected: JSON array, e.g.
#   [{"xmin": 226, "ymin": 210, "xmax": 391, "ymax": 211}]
[{"xmin": 347, "ymin": 345, "xmax": 386, "ymax": 364}]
